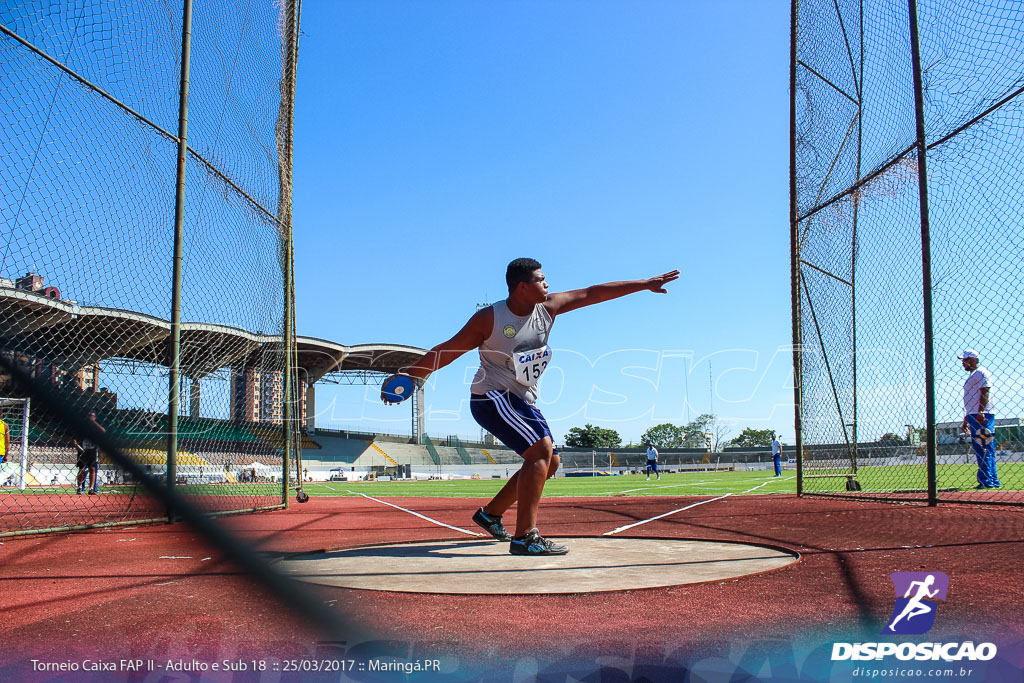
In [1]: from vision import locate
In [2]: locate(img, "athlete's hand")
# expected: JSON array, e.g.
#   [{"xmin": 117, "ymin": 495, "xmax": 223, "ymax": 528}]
[{"xmin": 645, "ymin": 270, "xmax": 680, "ymax": 293}]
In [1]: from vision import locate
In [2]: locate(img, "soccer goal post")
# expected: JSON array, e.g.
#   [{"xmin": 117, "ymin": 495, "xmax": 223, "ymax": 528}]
[{"xmin": 0, "ymin": 398, "xmax": 30, "ymax": 491}]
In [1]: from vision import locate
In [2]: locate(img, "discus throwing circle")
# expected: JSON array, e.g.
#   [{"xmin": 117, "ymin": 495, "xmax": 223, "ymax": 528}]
[{"xmin": 278, "ymin": 537, "xmax": 798, "ymax": 595}]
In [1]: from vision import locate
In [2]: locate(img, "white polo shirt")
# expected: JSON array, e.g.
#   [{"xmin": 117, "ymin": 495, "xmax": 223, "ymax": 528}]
[
  {"xmin": 771, "ymin": 439, "xmax": 782, "ymax": 456},
  {"xmin": 646, "ymin": 446, "xmax": 658, "ymax": 461},
  {"xmin": 963, "ymin": 367, "xmax": 995, "ymax": 415}
]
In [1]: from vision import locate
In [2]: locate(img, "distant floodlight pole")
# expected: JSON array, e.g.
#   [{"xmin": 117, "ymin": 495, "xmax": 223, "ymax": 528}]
[
  {"xmin": 683, "ymin": 353, "xmax": 691, "ymax": 424},
  {"xmin": 708, "ymin": 361, "xmax": 713, "ymax": 420},
  {"xmin": 167, "ymin": 0, "xmax": 194, "ymax": 521}
]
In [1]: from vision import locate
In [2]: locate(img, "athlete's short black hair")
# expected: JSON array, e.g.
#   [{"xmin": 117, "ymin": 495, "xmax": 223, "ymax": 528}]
[{"xmin": 506, "ymin": 258, "xmax": 542, "ymax": 292}]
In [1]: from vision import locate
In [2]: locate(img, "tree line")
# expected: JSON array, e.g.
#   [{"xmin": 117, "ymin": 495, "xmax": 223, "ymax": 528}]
[
  {"xmin": 563, "ymin": 422, "xmax": 929, "ymax": 450},
  {"xmin": 562, "ymin": 417, "xmax": 779, "ymax": 450}
]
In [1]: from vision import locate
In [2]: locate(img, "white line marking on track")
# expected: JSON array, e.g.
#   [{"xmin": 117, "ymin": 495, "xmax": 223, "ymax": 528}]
[
  {"xmin": 347, "ymin": 491, "xmax": 484, "ymax": 537},
  {"xmin": 604, "ymin": 477, "xmax": 797, "ymax": 535},
  {"xmin": 603, "ymin": 494, "xmax": 732, "ymax": 535},
  {"xmin": 598, "ymin": 481, "xmax": 710, "ymax": 495}
]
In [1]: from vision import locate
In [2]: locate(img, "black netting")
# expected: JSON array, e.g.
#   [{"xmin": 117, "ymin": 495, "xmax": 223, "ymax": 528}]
[
  {"xmin": 794, "ymin": 0, "xmax": 1024, "ymax": 503},
  {"xmin": 1, "ymin": 0, "xmax": 301, "ymax": 534}
]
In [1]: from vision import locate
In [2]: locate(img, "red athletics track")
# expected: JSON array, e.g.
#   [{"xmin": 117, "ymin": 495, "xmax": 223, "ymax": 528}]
[{"xmin": 2, "ymin": 493, "xmax": 1023, "ymax": 680}]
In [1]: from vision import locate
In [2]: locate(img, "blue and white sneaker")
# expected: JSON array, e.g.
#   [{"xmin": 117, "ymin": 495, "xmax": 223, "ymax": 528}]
[
  {"xmin": 472, "ymin": 507, "xmax": 512, "ymax": 541},
  {"xmin": 509, "ymin": 529, "xmax": 568, "ymax": 556}
]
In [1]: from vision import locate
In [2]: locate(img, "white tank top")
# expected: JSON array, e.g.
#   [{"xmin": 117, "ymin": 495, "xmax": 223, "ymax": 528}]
[{"xmin": 470, "ymin": 300, "xmax": 553, "ymax": 404}]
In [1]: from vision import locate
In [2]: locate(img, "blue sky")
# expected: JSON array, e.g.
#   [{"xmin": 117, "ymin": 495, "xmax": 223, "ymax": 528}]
[{"xmin": 291, "ymin": 1, "xmax": 793, "ymax": 445}]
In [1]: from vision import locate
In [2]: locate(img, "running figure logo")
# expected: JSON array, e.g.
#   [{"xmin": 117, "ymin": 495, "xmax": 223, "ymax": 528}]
[{"xmin": 884, "ymin": 572, "xmax": 949, "ymax": 635}]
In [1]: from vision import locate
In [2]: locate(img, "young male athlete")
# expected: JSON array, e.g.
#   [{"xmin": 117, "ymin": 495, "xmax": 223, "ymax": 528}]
[{"xmin": 383, "ymin": 258, "xmax": 679, "ymax": 556}]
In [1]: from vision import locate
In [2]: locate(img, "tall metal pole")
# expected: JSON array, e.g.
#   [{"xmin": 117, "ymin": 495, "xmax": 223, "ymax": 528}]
[
  {"xmin": 18, "ymin": 399, "xmax": 30, "ymax": 491},
  {"xmin": 907, "ymin": 0, "xmax": 938, "ymax": 506},
  {"xmin": 790, "ymin": 0, "xmax": 805, "ymax": 496},
  {"xmin": 284, "ymin": 0, "xmax": 299, "ymax": 505},
  {"xmin": 850, "ymin": 0, "xmax": 865, "ymax": 479},
  {"xmin": 272, "ymin": 0, "xmax": 299, "ymax": 501},
  {"xmin": 167, "ymin": 0, "xmax": 194, "ymax": 521}
]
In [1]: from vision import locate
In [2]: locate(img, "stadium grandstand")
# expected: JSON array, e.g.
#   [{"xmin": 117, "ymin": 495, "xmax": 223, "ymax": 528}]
[
  {"xmin": 5, "ymin": 277, "xmax": 1002, "ymax": 489},
  {"xmin": 0, "ymin": 276, "xmax": 426, "ymax": 487}
]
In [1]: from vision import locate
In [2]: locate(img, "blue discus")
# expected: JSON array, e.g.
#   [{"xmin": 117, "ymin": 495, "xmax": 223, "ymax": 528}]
[{"xmin": 381, "ymin": 375, "xmax": 415, "ymax": 404}]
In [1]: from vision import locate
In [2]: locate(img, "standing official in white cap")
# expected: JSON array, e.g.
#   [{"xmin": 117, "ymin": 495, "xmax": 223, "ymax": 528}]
[
  {"xmin": 958, "ymin": 349, "xmax": 1001, "ymax": 489},
  {"xmin": 771, "ymin": 433, "xmax": 783, "ymax": 477}
]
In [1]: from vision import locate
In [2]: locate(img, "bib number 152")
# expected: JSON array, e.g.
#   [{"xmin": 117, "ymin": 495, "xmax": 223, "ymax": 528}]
[
  {"xmin": 521, "ymin": 360, "xmax": 547, "ymax": 383},
  {"xmin": 512, "ymin": 346, "xmax": 552, "ymax": 387}
]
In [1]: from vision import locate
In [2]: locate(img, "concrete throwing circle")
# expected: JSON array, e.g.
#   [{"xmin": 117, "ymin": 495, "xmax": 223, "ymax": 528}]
[{"xmin": 278, "ymin": 538, "xmax": 798, "ymax": 595}]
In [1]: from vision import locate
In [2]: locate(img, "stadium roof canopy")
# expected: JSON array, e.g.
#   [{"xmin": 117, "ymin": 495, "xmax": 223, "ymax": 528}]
[
  {"xmin": 290, "ymin": 337, "xmax": 424, "ymax": 384},
  {"xmin": 0, "ymin": 286, "xmax": 424, "ymax": 383}
]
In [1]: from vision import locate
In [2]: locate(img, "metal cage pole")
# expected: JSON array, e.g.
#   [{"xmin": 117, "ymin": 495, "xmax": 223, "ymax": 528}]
[
  {"xmin": 167, "ymin": 0, "xmax": 194, "ymax": 521},
  {"xmin": 279, "ymin": 0, "xmax": 302, "ymax": 505},
  {"xmin": 907, "ymin": 0, "xmax": 938, "ymax": 506},
  {"xmin": 850, "ymin": 0, "xmax": 865, "ymax": 479},
  {"xmin": 790, "ymin": 0, "xmax": 805, "ymax": 496},
  {"xmin": 18, "ymin": 399, "xmax": 30, "ymax": 491}
]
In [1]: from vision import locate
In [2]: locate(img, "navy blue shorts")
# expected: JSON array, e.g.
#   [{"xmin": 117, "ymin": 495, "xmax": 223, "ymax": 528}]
[
  {"xmin": 77, "ymin": 447, "xmax": 98, "ymax": 469},
  {"xmin": 646, "ymin": 460, "xmax": 658, "ymax": 472},
  {"xmin": 470, "ymin": 391, "xmax": 556, "ymax": 456}
]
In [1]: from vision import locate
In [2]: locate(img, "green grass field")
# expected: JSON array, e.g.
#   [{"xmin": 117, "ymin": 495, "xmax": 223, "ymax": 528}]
[
  {"xmin": 309, "ymin": 470, "xmax": 798, "ymax": 498},
  {"xmin": 0, "ymin": 471, "xmax": 794, "ymax": 498},
  {"xmin": 305, "ymin": 462, "xmax": 1021, "ymax": 498},
  {"xmin": 0, "ymin": 483, "xmax": 282, "ymax": 497},
  {"xmin": 3, "ymin": 463, "xmax": 1019, "ymax": 498},
  {"xmin": 806, "ymin": 462, "xmax": 1024, "ymax": 493}
]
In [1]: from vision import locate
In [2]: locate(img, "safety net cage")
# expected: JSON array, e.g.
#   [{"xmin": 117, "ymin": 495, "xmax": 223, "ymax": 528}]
[
  {"xmin": 0, "ymin": 0, "xmax": 303, "ymax": 535},
  {"xmin": 791, "ymin": 0, "xmax": 1024, "ymax": 504}
]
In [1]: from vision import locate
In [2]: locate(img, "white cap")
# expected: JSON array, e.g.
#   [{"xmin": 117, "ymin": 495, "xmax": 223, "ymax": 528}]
[{"xmin": 957, "ymin": 349, "xmax": 979, "ymax": 360}]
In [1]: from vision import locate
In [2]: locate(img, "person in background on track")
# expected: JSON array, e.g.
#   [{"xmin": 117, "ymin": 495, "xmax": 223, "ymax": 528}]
[
  {"xmin": 74, "ymin": 411, "xmax": 105, "ymax": 495},
  {"xmin": 958, "ymin": 349, "xmax": 1001, "ymax": 490},
  {"xmin": 0, "ymin": 413, "xmax": 8, "ymax": 465},
  {"xmin": 645, "ymin": 442, "xmax": 660, "ymax": 481},
  {"xmin": 771, "ymin": 432, "xmax": 783, "ymax": 478}
]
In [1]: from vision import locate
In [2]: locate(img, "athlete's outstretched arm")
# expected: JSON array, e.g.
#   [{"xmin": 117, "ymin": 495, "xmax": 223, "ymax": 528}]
[
  {"xmin": 544, "ymin": 270, "xmax": 680, "ymax": 317},
  {"xmin": 398, "ymin": 307, "xmax": 493, "ymax": 382}
]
